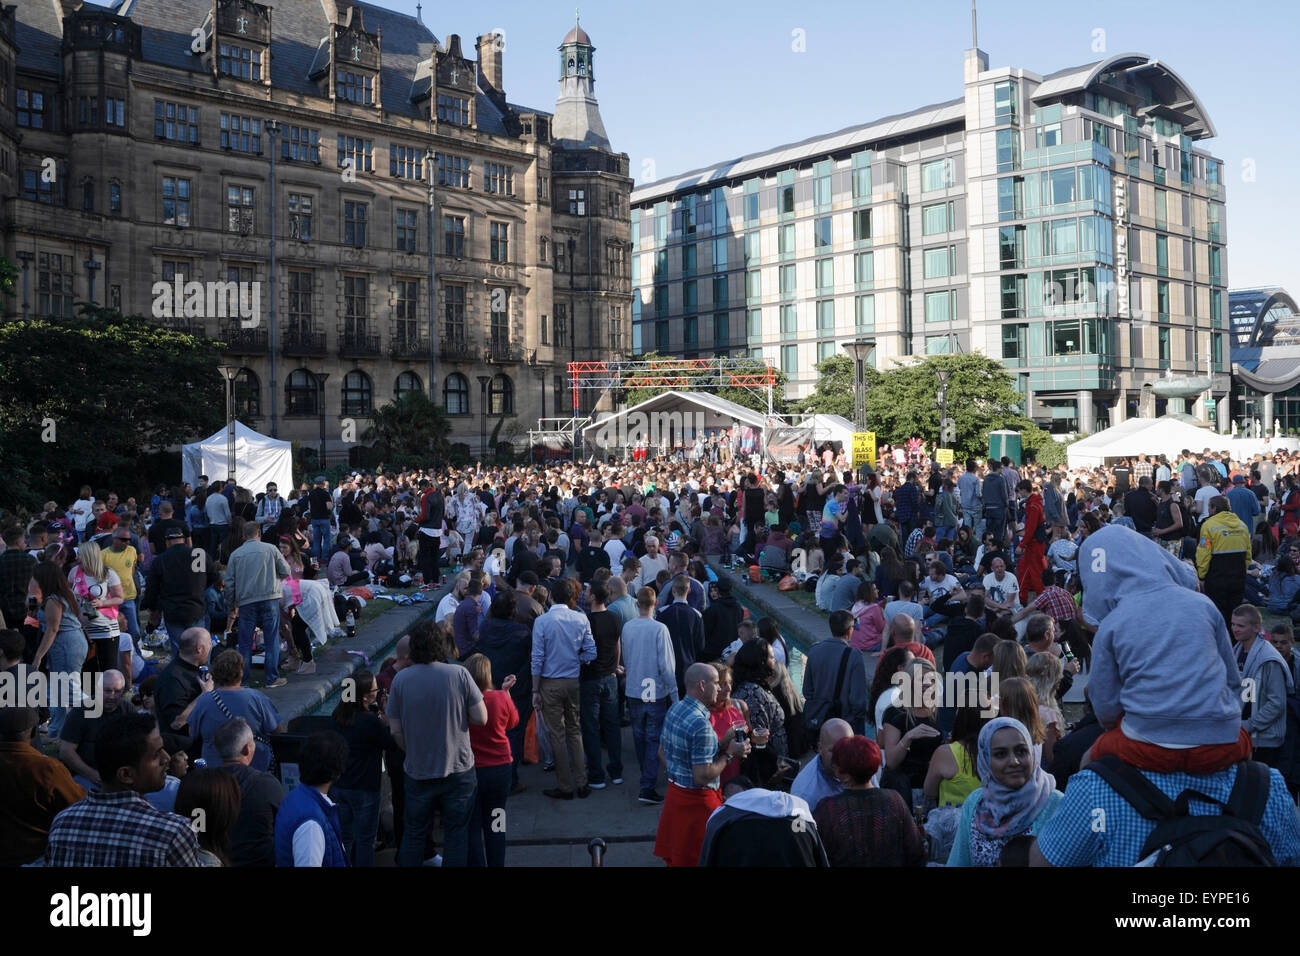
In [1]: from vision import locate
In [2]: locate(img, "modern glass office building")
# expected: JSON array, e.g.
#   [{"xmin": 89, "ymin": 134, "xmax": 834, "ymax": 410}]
[{"xmin": 630, "ymin": 47, "xmax": 1229, "ymax": 434}]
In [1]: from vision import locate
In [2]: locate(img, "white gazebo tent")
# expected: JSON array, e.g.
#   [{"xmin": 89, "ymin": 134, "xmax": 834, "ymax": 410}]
[
  {"xmin": 581, "ymin": 390, "xmax": 770, "ymax": 458},
  {"xmin": 1066, "ymin": 415, "xmax": 1218, "ymax": 469},
  {"xmin": 182, "ymin": 420, "xmax": 294, "ymax": 494}
]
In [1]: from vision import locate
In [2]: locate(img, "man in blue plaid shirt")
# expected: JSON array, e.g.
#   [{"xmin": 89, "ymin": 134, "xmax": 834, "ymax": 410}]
[{"xmin": 45, "ymin": 712, "xmax": 200, "ymax": 867}]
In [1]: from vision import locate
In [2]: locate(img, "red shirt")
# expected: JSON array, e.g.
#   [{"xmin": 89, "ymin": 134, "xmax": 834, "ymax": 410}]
[{"xmin": 469, "ymin": 690, "xmax": 520, "ymax": 767}]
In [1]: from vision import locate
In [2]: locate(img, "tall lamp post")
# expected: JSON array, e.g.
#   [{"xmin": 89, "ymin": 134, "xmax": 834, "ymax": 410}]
[
  {"xmin": 216, "ymin": 364, "xmax": 240, "ymax": 485},
  {"xmin": 264, "ymin": 119, "xmax": 282, "ymax": 438},
  {"xmin": 935, "ymin": 366, "xmax": 953, "ymax": 453},
  {"xmin": 314, "ymin": 371, "xmax": 329, "ymax": 469},
  {"xmin": 478, "ymin": 374, "xmax": 491, "ymax": 459},
  {"xmin": 425, "ymin": 146, "xmax": 438, "ymax": 402},
  {"xmin": 841, "ymin": 339, "xmax": 876, "ymax": 432},
  {"xmin": 568, "ymin": 236, "xmax": 577, "ymax": 462}
]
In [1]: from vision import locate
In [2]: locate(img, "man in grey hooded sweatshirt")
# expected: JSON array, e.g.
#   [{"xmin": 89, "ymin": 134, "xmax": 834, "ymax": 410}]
[{"xmin": 1230, "ymin": 603, "xmax": 1295, "ymax": 767}]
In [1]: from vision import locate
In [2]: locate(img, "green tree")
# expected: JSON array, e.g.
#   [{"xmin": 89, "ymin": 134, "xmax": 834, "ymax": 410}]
[
  {"xmin": 863, "ymin": 353, "xmax": 1028, "ymax": 458},
  {"xmin": 361, "ymin": 390, "xmax": 452, "ymax": 467},
  {"xmin": 622, "ymin": 351, "xmax": 787, "ymax": 414},
  {"xmin": 793, "ymin": 355, "xmax": 861, "ymax": 417},
  {"xmin": 0, "ymin": 255, "xmax": 16, "ymax": 302},
  {"xmin": 0, "ymin": 303, "xmax": 226, "ymax": 511}
]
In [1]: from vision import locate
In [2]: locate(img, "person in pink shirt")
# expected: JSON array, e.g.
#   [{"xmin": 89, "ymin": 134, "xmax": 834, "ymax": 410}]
[{"xmin": 464, "ymin": 653, "xmax": 519, "ymax": 867}]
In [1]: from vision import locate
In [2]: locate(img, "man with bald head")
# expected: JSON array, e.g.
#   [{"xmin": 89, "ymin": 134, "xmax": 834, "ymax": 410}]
[
  {"xmin": 653, "ymin": 661, "xmax": 751, "ymax": 867},
  {"xmin": 791, "ymin": 718, "xmax": 853, "ymax": 813},
  {"xmin": 58, "ymin": 669, "xmax": 132, "ymax": 790}
]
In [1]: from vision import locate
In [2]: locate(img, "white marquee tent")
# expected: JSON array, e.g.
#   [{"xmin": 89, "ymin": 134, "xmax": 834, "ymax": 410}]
[
  {"xmin": 1066, "ymin": 415, "xmax": 1220, "ymax": 469},
  {"xmin": 182, "ymin": 421, "xmax": 293, "ymax": 494}
]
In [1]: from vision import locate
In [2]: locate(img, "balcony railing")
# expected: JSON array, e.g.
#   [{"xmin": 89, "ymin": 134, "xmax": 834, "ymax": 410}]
[
  {"xmin": 283, "ymin": 326, "xmax": 327, "ymax": 357},
  {"xmin": 338, "ymin": 328, "xmax": 380, "ymax": 358},
  {"xmin": 440, "ymin": 336, "xmax": 480, "ymax": 363},
  {"xmin": 221, "ymin": 322, "xmax": 269, "ymax": 354},
  {"xmin": 390, "ymin": 333, "xmax": 431, "ymax": 359},
  {"xmin": 487, "ymin": 338, "xmax": 525, "ymax": 363}
]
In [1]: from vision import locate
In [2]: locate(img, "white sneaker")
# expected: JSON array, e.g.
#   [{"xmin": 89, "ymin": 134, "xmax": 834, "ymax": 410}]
[{"xmin": 588, "ymin": 781, "xmax": 607, "ymax": 790}]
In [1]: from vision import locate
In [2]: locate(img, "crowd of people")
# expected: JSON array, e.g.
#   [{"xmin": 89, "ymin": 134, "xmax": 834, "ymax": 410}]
[{"xmin": 3, "ymin": 436, "xmax": 1300, "ymax": 867}]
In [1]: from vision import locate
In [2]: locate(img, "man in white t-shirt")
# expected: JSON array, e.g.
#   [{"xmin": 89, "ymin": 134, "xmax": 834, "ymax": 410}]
[
  {"xmin": 602, "ymin": 523, "xmax": 627, "ymax": 569},
  {"xmin": 1192, "ymin": 466, "xmax": 1220, "ymax": 527},
  {"xmin": 436, "ymin": 572, "xmax": 471, "ymax": 623},
  {"xmin": 636, "ymin": 535, "xmax": 669, "ymax": 592},
  {"xmin": 982, "ymin": 557, "xmax": 1023, "ymax": 615}
]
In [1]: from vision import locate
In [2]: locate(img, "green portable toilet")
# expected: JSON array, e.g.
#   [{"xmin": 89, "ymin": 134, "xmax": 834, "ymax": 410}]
[{"xmin": 988, "ymin": 430, "xmax": 1022, "ymax": 466}]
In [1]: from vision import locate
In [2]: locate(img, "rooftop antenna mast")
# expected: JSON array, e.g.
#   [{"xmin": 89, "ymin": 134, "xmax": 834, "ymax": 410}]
[{"xmin": 971, "ymin": 0, "xmax": 978, "ymax": 47}]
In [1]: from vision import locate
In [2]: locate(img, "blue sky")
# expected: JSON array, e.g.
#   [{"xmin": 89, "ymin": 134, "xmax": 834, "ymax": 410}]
[{"xmin": 389, "ymin": 0, "xmax": 1297, "ymax": 293}]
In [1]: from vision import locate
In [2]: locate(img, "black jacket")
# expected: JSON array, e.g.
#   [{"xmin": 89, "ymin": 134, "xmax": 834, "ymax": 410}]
[
  {"xmin": 701, "ymin": 594, "xmax": 744, "ymax": 662},
  {"xmin": 140, "ymin": 542, "xmax": 219, "ymax": 624},
  {"xmin": 474, "ymin": 616, "xmax": 534, "ymax": 702}
]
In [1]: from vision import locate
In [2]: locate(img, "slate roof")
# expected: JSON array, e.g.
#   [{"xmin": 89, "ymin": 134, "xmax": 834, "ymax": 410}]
[{"xmin": 14, "ymin": 0, "xmax": 551, "ymax": 132}]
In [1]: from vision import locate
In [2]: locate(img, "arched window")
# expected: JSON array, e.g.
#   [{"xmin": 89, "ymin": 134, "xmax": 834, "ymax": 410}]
[
  {"xmin": 234, "ymin": 367, "xmax": 261, "ymax": 418},
  {"xmin": 489, "ymin": 374, "xmax": 514, "ymax": 415},
  {"xmin": 395, "ymin": 370, "xmax": 422, "ymax": 397},
  {"xmin": 443, "ymin": 372, "xmax": 470, "ymax": 415},
  {"xmin": 285, "ymin": 368, "xmax": 318, "ymax": 417},
  {"xmin": 341, "ymin": 370, "xmax": 373, "ymax": 416}
]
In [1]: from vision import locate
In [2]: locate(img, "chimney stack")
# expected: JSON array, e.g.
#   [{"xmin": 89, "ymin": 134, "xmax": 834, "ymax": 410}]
[{"xmin": 476, "ymin": 32, "xmax": 503, "ymax": 93}]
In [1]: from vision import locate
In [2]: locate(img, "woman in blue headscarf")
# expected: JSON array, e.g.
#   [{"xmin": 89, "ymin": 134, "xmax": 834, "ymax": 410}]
[{"xmin": 946, "ymin": 716, "xmax": 1062, "ymax": 866}]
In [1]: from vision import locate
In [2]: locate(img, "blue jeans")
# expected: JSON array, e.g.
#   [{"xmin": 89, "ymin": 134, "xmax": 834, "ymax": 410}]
[
  {"xmin": 398, "ymin": 769, "xmax": 478, "ymax": 867},
  {"xmin": 984, "ymin": 510, "xmax": 1006, "ymax": 547},
  {"xmin": 468, "ymin": 763, "xmax": 512, "ymax": 867},
  {"xmin": 311, "ymin": 520, "xmax": 332, "ymax": 563},
  {"xmin": 47, "ymin": 631, "xmax": 88, "ymax": 738},
  {"xmin": 334, "ymin": 787, "xmax": 381, "ymax": 868},
  {"xmin": 118, "ymin": 598, "xmax": 141, "ymax": 640},
  {"xmin": 162, "ymin": 613, "xmax": 208, "ymax": 657},
  {"xmin": 935, "ymin": 526, "xmax": 957, "ymax": 542},
  {"xmin": 580, "ymin": 673, "xmax": 623, "ymax": 784},
  {"xmin": 504, "ymin": 692, "xmax": 532, "ymax": 789},
  {"xmin": 627, "ymin": 697, "xmax": 669, "ymax": 794},
  {"xmin": 236, "ymin": 599, "xmax": 281, "ymax": 685},
  {"xmin": 208, "ymin": 525, "xmax": 228, "ymax": 559}
]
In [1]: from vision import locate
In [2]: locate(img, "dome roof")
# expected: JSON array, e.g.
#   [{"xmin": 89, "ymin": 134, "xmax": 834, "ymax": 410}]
[{"xmin": 562, "ymin": 23, "xmax": 591, "ymax": 45}]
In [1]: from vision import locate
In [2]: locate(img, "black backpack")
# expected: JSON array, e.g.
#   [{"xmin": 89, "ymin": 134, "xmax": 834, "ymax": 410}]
[{"xmin": 1087, "ymin": 755, "xmax": 1276, "ymax": 866}]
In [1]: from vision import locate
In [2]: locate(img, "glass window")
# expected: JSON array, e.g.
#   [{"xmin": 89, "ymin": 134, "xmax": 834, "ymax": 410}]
[
  {"xmin": 994, "ymin": 80, "xmax": 1019, "ymax": 125},
  {"xmin": 683, "ymin": 280, "xmax": 697, "ymax": 313},
  {"xmin": 655, "ymin": 285, "xmax": 668, "ymax": 317},
  {"xmin": 1155, "ymin": 189, "xmax": 1167, "ymax": 225},
  {"xmin": 436, "ymin": 94, "xmax": 469, "ymax": 125},
  {"xmin": 815, "ymin": 174, "xmax": 831, "ymax": 208},
  {"xmin": 745, "ymin": 232, "xmax": 761, "ymax": 262},
  {"xmin": 779, "ymin": 224, "xmax": 795, "ymax": 256},
  {"xmin": 490, "ymin": 222, "xmax": 509, "ymax": 263},
  {"xmin": 1157, "ymin": 280, "xmax": 1170, "ymax": 318},
  {"xmin": 747, "ymin": 309, "xmax": 763, "ymax": 339},
  {"xmin": 817, "ymin": 300, "xmax": 834, "ymax": 334},
  {"xmin": 285, "ymin": 369, "xmax": 319, "ymax": 417},
  {"xmin": 1002, "ymin": 324, "xmax": 1026, "ymax": 359},
  {"xmin": 924, "ymin": 247, "xmax": 950, "ymax": 279},
  {"xmin": 1048, "ymin": 167, "xmax": 1076, "ymax": 205},
  {"xmin": 390, "ymin": 144, "xmax": 424, "ymax": 180},
  {"xmin": 682, "ymin": 243, "xmax": 696, "ymax": 275},
  {"xmin": 855, "ymin": 295, "xmax": 875, "ymax": 332},
  {"xmin": 853, "ymin": 209, "xmax": 872, "ymax": 242},
  {"xmin": 854, "ymin": 252, "xmax": 874, "ymax": 285},
  {"xmin": 713, "ymin": 276, "xmax": 728, "ymax": 307},
  {"xmin": 923, "ymin": 203, "xmax": 948, "ymax": 236},
  {"xmin": 999, "ymin": 226, "xmax": 1023, "ymax": 268},
  {"xmin": 746, "ymin": 270, "xmax": 760, "ymax": 299},
  {"xmin": 488, "ymin": 375, "xmax": 514, "ymax": 415},
  {"xmin": 436, "ymin": 153, "xmax": 471, "ymax": 188},
  {"xmin": 161, "ymin": 176, "xmax": 191, "ymax": 227},
  {"xmin": 341, "ymin": 370, "xmax": 373, "ymax": 417},
  {"xmin": 998, "ymin": 177, "xmax": 1021, "ymax": 221},
  {"xmin": 713, "ymin": 313, "xmax": 730, "ymax": 349},
  {"xmin": 220, "ymin": 112, "xmax": 261, "ymax": 153},
  {"xmin": 443, "ymin": 215, "xmax": 465, "ymax": 257},
  {"xmin": 1039, "ymin": 123, "xmax": 1061, "ymax": 148},
  {"xmin": 779, "ymin": 264, "xmax": 796, "ymax": 295},
  {"xmin": 925, "ymin": 335, "xmax": 952, "ymax": 355},
  {"xmin": 1156, "ymin": 235, "xmax": 1168, "ymax": 273},
  {"xmin": 816, "ymin": 258, "xmax": 834, "ymax": 292},
  {"xmin": 781, "ymin": 344, "xmax": 798, "ymax": 374},
  {"xmin": 1158, "ymin": 327, "xmax": 1170, "ymax": 368},
  {"xmin": 1049, "ymin": 219, "xmax": 1077, "ymax": 255},
  {"xmin": 394, "ymin": 209, "xmax": 417, "ymax": 253},
  {"xmin": 283, "ymin": 125, "xmax": 320, "ymax": 163},
  {"xmin": 713, "ymin": 237, "xmax": 728, "ymax": 271},
  {"xmin": 780, "ymin": 305, "xmax": 797, "ymax": 336},
  {"xmin": 924, "ymin": 290, "xmax": 952, "ymax": 323},
  {"xmin": 338, "ymin": 71, "xmax": 375, "ymax": 105},
  {"xmin": 484, "ymin": 163, "xmax": 514, "ymax": 196},
  {"xmin": 816, "ymin": 216, "xmax": 833, "ymax": 248},
  {"xmin": 996, "ymin": 128, "xmax": 1019, "ymax": 172},
  {"xmin": 780, "ymin": 186, "xmax": 795, "ymax": 214},
  {"xmin": 921, "ymin": 159, "xmax": 953, "ymax": 193},
  {"xmin": 227, "ymin": 185, "xmax": 255, "ymax": 234},
  {"xmin": 852, "ymin": 164, "xmax": 872, "ymax": 201}
]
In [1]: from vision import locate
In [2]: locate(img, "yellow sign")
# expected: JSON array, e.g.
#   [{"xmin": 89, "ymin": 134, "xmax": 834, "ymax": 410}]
[
  {"xmin": 852, "ymin": 432, "xmax": 876, "ymax": 468},
  {"xmin": 936, "ymin": 448, "xmax": 954, "ymax": 466}
]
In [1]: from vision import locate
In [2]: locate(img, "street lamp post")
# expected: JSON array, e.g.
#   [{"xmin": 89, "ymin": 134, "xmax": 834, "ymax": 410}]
[
  {"xmin": 568, "ymin": 236, "xmax": 577, "ymax": 463},
  {"xmin": 841, "ymin": 338, "xmax": 876, "ymax": 432},
  {"xmin": 84, "ymin": 253, "xmax": 101, "ymax": 307},
  {"xmin": 315, "ymin": 371, "xmax": 330, "ymax": 469},
  {"xmin": 478, "ymin": 374, "xmax": 491, "ymax": 459},
  {"xmin": 935, "ymin": 366, "xmax": 953, "ymax": 452},
  {"xmin": 216, "ymin": 364, "xmax": 241, "ymax": 485},
  {"xmin": 15, "ymin": 251, "xmax": 33, "ymax": 319},
  {"xmin": 425, "ymin": 147, "xmax": 438, "ymax": 404},
  {"xmin": 264, "ymin": 119, "xmax": 282, "ymax": 438}
]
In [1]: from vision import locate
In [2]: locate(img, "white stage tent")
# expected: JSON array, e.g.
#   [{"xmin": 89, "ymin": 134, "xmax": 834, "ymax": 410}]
[
  {"xmin": 182, "ymin": 420, "xmax": 294, "ymax": 494},
  {"xmin": 1066, "ymin": 415, "xmax": 1221, "ymax": 469},
  {"xmin": 581, "ymin": 391, "xmax": 771, "ymax": 456}
]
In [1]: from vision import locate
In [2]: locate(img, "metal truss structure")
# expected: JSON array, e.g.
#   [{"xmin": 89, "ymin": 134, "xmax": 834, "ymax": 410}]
[{"xmin": 566, "ymin": 356, "xmax": 780, "ymax": 409}]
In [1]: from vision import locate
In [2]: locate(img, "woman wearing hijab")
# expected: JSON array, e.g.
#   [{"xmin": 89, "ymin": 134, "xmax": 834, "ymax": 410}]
[{"xmin": 946, "ymin": 716, "xmax": 1062, "ymax": 867}]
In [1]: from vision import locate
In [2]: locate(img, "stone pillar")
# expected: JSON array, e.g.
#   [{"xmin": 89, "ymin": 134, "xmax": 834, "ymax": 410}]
[
  {"xmin": 1076, "ymin": 389, "xmax": 1095, "ymax": 434},
  {"xmin": 1263, "ymin": 392, "xmax": 1275, "ymax": 436},
  {"xmin": 1138, "ymin": 386, "xmax": 1156, "ymax": 419},
  {"xmin": 1110, "ymin": 395, "xmax": 1126, "ymax": 427},
  {"xmin": 1217, "ymin": 393, "xmax": 1231, "ymax": 434}
]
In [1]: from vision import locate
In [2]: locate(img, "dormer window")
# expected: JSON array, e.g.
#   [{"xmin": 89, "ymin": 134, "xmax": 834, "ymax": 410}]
[
  {"xmin": 219, "ymin": 43, "xmax": 263, "ymax": 81},
  {"xmin": 337, "ymin": 70, "xmax": 373, "ymax": 105},
  {"xmin": 436, "ymin": 94, "xmax": 469, "ymax": 126}
]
